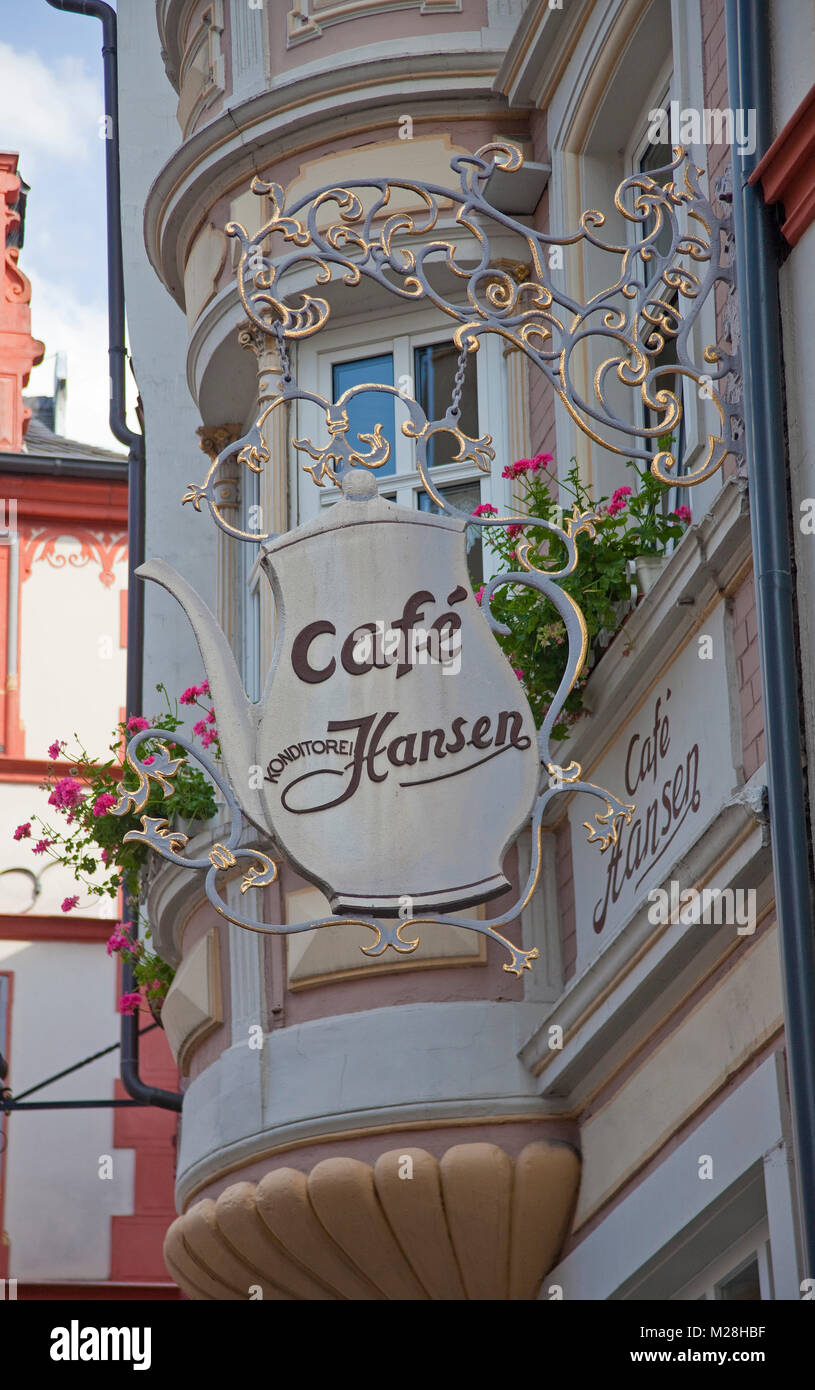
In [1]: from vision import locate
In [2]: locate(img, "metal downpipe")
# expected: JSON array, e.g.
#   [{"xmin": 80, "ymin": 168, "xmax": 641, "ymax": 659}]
[{"xmin": 725, "ymin": 0, "xmax": 815, "ymax": 1276}]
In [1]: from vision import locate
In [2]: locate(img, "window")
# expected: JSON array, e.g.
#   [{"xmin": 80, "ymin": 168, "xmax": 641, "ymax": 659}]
[
  {"xmin": 298, "ymin": 313, "xmax": 508, "ymax": 580},
  {"xmin": 628, "ymin": 68, "xmax": 691, "ymax": 529},
  {"xmin": 715, "ymin": 1256, "xmax": 762, "ymax": 1302},
  {"xmin": 418, "ymin": 481, "xmax": 484, "ymax": 585},
  {"xmin": 414, "ymin": 341, "xmax": 478, "ymax": 466},
  {"xmin": 332, "ymin": 353, "xmax": 396, "ymax": 476},
  {"xmin": 672, "ymin": 1224, "xmax": 773, "ymax": 1301},
  {"xmin": 547, "ymin": 0, "xmax": 720, "ymax": 519}
]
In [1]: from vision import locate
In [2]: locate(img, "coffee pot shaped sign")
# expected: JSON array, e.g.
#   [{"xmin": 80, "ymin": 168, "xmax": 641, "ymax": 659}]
[
  {"xmin": 117, "ymin": 462, "xmax": 634, "ymax": 977},
  {"xmin": 112, "ymin": 139, "xmax": 687, "ymax": 972}
]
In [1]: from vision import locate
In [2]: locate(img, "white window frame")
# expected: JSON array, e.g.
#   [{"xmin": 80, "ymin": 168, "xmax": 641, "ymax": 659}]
[
  {"xmin": 625, "ymin": 62, "xmax": 695, "ymax": 525},
  {"xmin": 548, "ymin": 0, "xmax": 722, "ymax": 514},
  {"xmin": 292, "ymin": 304, "xmax": 513, "ymax": 577},
  {"xmin": 670, "ymin": 1221, "xmax": 773, "ymax": 1301}
]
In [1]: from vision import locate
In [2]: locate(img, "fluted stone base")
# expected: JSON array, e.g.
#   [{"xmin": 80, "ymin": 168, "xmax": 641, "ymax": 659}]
[{"xmin": 164, "ymin": 1141, "xmax": 580, "ymax": 1300}]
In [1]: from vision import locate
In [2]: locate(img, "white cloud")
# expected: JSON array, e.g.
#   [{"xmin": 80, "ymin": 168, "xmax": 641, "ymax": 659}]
[
  {"xmin": 25, "ymin": 268, "xmax": 131, "ymax": 452},
  {"xmin": 0, "ymin": 42, "xmax": 101, "ymax": 176}
]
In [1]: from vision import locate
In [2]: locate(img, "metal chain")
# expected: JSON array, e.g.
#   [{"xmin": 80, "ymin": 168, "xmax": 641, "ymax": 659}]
[
  {"xmin": 450, "ymin": 344, "xmax": 470, "ymax": 418},
  {"xmin": 272, "ymin": 319, "xmax": 293, "ymax": 384}
]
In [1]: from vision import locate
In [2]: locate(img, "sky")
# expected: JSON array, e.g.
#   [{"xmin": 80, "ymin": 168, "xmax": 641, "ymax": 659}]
[{"xmin": 0, "ymin": 0, "xmax": 135, "ymax": 450}]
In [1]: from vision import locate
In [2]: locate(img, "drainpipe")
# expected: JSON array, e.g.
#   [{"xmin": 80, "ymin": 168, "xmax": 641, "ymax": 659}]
[
  {"xmin": 46, "ymin": 0, "xmax": 181, "ymax": 1111},
  {"xmin": 726, "ymin": 0, "xmax": 815, "ymax": 1277}
]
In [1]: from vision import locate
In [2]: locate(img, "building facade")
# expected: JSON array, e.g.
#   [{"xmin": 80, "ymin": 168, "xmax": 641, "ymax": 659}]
[
  {"xmin": 0, "ymin": 150, "xmax": 179, "ymax": 1298},
  {"xmin": 110, "ymin": 0, "xmax": 815, "ymax": 1298}
]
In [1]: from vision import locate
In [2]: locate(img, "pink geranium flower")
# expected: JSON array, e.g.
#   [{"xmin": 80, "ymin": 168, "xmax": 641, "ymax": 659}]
[
  {"xmin": 506, "ymin": 523, "xmax": 523, "ymax": 539},
  {"xmin": 61, "ymin": 896, "xmax": 79, "ymax": 913},
  {"xmin": 48, "ymin": 777, "xmax": 83, "ymax": 812},
  {"xmin": 92, "ymin": 792, "xmax": 117, "ymax": 818},
  {"xmin": 32, "ymin": 839, "xmax": 52, "ymax": 855},
  {"xmin": 181, "ymin": 680, "xmax": 210, "ymax": 704},
  {"xmin": 200, "ymin": 728, "xmax": 219, "ymax": 749},
  {"xmin": 192, "ymin": 718, "xmax": 207, "ymax": 737},
  {"xmin": 607, "ymin": 484, "xmax": 633, "ymax": 517},
  {"xmin": 673, "ymin": 504, "xmax": 691, "ymax": 523},
  {"xmin": 474, "ymin": 586, "xmax": 485, "ymax": 606},
  {"xmin": 118, "ymin": 992, "xmax": 142, "ymax": 1016},
  {"xmin": 502, "ymin": 459, "xmax": 531, "ymax": 479},
  {"xmin": 13, "ymin": 822, "xmax": 31, "ymax": 841},
  {"xmin": 47, "ymin": 739, "xmax": 65, "ymax": 761},
  {"xmin": 529, "ymin": 452, "xmax": 553, "ymax": 471},
  {"xmin": 106, "ymin": 928, "xmax": 132, "ymax": 957},
  {"xmin": 127, "ymin": 715, "xmax": 150, "ymax": 733},
  {"xmin": 143, "ymin": 755, "xmax": 154, "ymax": 765},
  {"xmin": 514, "ymin": 668, "xmax": 524, "ymax": 680},
  {"xmin": 472, "ymin": 503, "xmax": 498, "ymax": 517}
]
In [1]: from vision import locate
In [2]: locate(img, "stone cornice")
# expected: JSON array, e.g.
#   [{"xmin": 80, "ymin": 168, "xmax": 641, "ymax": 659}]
[
  {"xmin": 750, "ymin": 81, "xmax": 815, "ymax": 247},
  {"xmin": 494, "ymin": 0, "xmax": 591, "ymax": 109},
  {"xmin": 144, "ymin": 53, "xmax": 516, "ymax": 305}
]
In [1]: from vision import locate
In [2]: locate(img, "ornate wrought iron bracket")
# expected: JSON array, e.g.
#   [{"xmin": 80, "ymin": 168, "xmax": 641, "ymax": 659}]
[
  {"xmin": 112, "ymin": 729, "xmax": 633, "ymax": 976},
  {"xmin": 115, "ymin": 141, "xmax": 745, "ymax": 972}
]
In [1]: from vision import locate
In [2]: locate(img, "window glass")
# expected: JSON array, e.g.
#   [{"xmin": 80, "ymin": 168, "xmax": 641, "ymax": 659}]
[
  {"xmin": 715, "ymin": 1258, "xmax": 762, "ymax": 1302},
  {"xmin": 635, "ymin": 96, "xmax": 689, "ymax": 521},
  {"xmin": 418, "ymin": 481, "xmax": 484, "ymax": 585},
  {"xmin": 414, "ymin": 342, "xmax": 478, "ymax": 466},
  {"xmin": 332, "ymin": 353, "xmax": 396, "ymax": 476},
  {"xmin": 639, "ymin": 133, "xmax": 674, "ymax": 264}
]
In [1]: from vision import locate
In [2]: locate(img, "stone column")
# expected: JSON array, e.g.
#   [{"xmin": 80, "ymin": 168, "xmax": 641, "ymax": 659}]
[
  {"xmin": 196, "ymin": 423, "xmax": 242, "ymax": 651},
  {"xmin": 492, "ymin": 259, "xmax": 533, "ymax": 504},
  {"xmin": 238, "ymin": 322, "xmax": 290, "ymax": 676}
]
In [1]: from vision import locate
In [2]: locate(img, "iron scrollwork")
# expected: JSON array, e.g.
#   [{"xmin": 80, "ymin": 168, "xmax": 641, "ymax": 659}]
[{"xmin": 118, "ymin": 141, "xmax": 747, "ymax": 971}]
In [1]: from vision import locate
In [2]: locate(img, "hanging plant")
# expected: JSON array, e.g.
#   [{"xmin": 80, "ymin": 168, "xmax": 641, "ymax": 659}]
[
  {"xmin": 477, "ymin": 445, "xmax": 689, "ymax": 740},
  {"xmin": 13, "ymin": 681, "xmax": 222, "ymax": 1017}
]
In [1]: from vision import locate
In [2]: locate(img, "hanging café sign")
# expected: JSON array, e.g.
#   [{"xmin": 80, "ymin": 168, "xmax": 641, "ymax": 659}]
[{"xmin": 111, "ymin": 142, "xmax": 741, "ymax": 974}]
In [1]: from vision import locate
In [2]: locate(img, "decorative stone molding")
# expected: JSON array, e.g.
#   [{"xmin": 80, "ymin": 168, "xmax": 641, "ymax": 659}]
[
  {"xmin": 287, "ymin": 0, "xmax": 462, "ymax": 48},
  {"xmin": 176, "ymin": 0, "xmax": 225, "ymax": 137},
  {"xmin": 236, "ymin": 321, "xmax": 271, "ymax": 359},
  {"xmin": 196, "ymin": 422, "xmax": 243, "ymax": 462},
  {"xmin": 164, "ymin": 1141, "xmax": 580, "ymax": 1299}
]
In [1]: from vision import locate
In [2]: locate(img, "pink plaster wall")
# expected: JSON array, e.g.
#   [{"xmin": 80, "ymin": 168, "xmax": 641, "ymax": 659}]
[{"xmin": 270, "ymin": 0, "xmax": 491, "ymax": 78}]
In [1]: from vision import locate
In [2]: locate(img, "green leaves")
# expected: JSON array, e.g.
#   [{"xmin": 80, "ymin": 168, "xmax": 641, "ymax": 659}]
[
  {"xmin": 483, "ymin": 453, "xmax": 686, "ymax": 739},
  {"xmin": 19, "ymin": 693, "xmax": 220, "ymax": 910}
]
